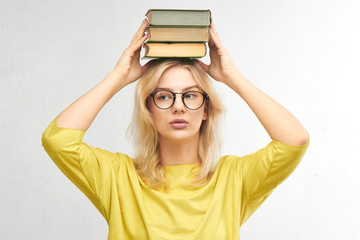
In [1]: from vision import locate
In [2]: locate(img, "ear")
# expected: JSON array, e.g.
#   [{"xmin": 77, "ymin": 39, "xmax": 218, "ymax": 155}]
[
  {"xmin": 202, "ymin": 112, "xmax": 208, "ymax": 120},
  {"xmin": 202, "ymin": 103, "xmax": 208, "ymax": 120}
]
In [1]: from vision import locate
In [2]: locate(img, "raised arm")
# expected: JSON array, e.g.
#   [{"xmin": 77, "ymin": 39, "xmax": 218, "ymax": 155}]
[
  {"xmin": 56, "ymin": 19, "xmax": 150, "ymax": 130},
  {"xmin": 41, "ymin": 19, "xmax": 150, "ymax": 219},
  {"xmin": 197, "ymin": 22, "xmax": 308, "ymax": 146}
]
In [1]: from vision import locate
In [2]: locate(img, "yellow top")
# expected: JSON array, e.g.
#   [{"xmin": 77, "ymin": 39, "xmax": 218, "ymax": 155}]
[{"xmin": 41, "ymin": 118, "xmax": 309, "ymax": 240}]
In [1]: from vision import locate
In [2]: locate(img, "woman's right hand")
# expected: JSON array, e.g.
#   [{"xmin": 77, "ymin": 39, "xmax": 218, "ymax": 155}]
[{"xmin": 113, "ymin": 19, "xmax": 150, "ymax": 86}]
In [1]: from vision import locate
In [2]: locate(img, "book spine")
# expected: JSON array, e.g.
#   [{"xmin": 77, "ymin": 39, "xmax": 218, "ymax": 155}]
[
  {"xmin": 146, "ymin": 26, "xmax": 209, "ymax": 43},
  {"xmin": 146, "ymin": 9, "xmax": 211, "ymax": 26},
  {"xmin": 143, "ymin": 9, "xmax": 211, "ymax": 58},
  {"xmin": 143, "ymin": 43, "xmax": 207, "ymax": 58}
]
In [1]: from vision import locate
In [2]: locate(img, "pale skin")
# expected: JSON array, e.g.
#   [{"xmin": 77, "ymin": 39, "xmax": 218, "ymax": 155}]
[
  {"xmin": 148, "ymin": 67, "xmax": 208, "ymax": 166},
  {"xmin": 196, "ymin": 22, "xmax": 309, "ymax": 147},
  {"xmin": 56, "ymin": 19, "xmax": 308, "ymax": 166}
]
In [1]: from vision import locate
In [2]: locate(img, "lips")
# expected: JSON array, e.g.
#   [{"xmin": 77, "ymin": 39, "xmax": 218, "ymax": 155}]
[{"xmin": 170, "ymin": 118, "xmax": 188, "ymax": 129}]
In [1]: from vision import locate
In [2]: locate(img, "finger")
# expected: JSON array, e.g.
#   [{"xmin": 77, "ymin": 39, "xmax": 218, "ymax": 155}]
[
  {"xmin": 134, "ymin": 19, "xmax": 148, "ymax": 38},
  {"xmin": 209, "ymin": 21, "xmax": 224, "ymax": 49},
  {"xmin": 128, "ymin": 19, "xmax": 149, "ymax": 50},
  {"xmin": 208, "ymin": 30, "xmax": 215, "ymax": 48},
  {"xmin": 132, "ymin": 19, "xmax": 149, "ymax": 41},
  {"xmin": 136, "ymin": 34, "xmax": 149, "ymax": 49},
  {"xmin": 209, "ymin": 28, "xmax": 222, "ymax": 48},
  {"xmin": 134, "ymin": 47, "xmax": 141, "ymax": 60},
  {"xmin": 127, "ymin": 33, "xmax": 148, "ymax": 53}
]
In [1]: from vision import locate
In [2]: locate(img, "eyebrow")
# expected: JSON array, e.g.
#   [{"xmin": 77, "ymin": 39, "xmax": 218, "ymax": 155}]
[{"xmin": 155, "ymin": 85, "xmax": 200, "ymax": 92}]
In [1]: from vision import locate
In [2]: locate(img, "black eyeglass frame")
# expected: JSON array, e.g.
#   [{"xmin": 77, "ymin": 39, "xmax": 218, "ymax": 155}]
[{"xmin": 149, "ymin": 90, "xmax": 209, "ymax": 110}]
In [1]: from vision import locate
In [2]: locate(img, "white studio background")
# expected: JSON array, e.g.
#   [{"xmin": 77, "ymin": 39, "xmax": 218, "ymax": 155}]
[{"xmin": 1, "ymin": 0, "xmax": 359, "ymax": 239}]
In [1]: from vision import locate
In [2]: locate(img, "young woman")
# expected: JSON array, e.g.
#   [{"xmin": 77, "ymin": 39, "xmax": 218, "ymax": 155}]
[{"xmin": 42, "ymin": 19, "xmax": 309, "ymax": 239}]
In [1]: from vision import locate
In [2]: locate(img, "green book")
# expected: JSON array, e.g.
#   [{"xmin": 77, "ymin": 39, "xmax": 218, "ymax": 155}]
[{"xmin": 145, "ymin": 9, "xmax": 211, "ymax": 27}]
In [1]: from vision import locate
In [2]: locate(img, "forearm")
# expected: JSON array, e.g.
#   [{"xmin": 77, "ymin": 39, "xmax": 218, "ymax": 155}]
[
  {"xmin": 56, "ymin": 70, "xmax": 128, "ymax": 131},
  {"xmin": 226, "ymin": 70, "xmax": 308, "ymax": 146}
]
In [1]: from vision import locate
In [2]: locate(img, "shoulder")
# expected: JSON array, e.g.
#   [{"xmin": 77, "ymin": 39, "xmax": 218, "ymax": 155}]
[
  {"xmin": 79, "ymin": 146, "xmax": 135, "ymax": 173},
  {"xmin": 113, "ymin": 152, "xmax": 138, "ymax": 171},
  {"xmin": 217, "ymin": 138, "xmax": 310, "ymax": 169},
  {"xmin": 216, "ymin": 154, "xmax": 250, "ymax": 173},
  {"xmin": 218, "ymin": 150, "xmax": 256, "ymax": 166},
  {"xmin": 114, "ymin": 152, "xmax": 134, "ymax": 164}
]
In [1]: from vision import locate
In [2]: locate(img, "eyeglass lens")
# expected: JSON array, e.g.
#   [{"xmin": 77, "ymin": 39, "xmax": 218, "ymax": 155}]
[{"xmin": 153, "ymin": 90, "xmax": 205, "ymax": 110}]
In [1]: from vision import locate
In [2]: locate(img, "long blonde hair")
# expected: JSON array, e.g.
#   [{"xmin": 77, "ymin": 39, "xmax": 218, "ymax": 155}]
[{"xmin": 128, "ymin": 58, "xmax": 224, "ymax": 190}]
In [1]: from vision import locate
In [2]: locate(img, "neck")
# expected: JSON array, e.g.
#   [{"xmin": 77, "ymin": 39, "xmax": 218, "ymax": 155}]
[{"xmin": 159, "ymin": 134, "xmax": 201, "ymax": 166}]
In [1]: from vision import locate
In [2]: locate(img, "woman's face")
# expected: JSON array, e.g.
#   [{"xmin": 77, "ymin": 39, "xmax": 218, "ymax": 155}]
[{"xmin": 149, "ymin": 66, "xmax": 207, "ymax": 144}]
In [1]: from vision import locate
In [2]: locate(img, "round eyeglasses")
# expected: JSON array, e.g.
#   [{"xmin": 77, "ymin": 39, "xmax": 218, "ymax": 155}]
[{"xmin": 149, "ymin": 90, "xmax": 208, "ymax": 110}]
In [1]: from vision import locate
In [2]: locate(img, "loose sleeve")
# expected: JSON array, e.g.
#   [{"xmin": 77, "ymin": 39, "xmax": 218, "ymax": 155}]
[
  {"xmin": 236, "ymin": 138, "xmax": 309, "ymax": 226},
  {"xmin": 41, "ymin": 118, "xmax": 121, "ymax": 221}
]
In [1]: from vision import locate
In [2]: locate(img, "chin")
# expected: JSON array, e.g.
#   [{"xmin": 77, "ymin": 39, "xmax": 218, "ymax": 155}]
[{"xmin": 160, "ymin": 130, "xmax": 199, "ymax": 143}]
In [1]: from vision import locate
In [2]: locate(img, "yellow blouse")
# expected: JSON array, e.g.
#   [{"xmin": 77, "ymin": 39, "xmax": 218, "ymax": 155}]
[{"xmin": 41, "ymin": 118, "xmax": 309, "ymax": 240}]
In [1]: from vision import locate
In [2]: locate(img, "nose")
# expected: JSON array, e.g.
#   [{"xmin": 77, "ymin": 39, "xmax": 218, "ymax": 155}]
[{"xmin": 171, "ymin": 94, "xmax": 186, "ymax": 113}]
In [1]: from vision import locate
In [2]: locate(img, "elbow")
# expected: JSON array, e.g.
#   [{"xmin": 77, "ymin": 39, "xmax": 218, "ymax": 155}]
[
  {"xmin": 41, "ymin": 128, "xmax": 63, "ymax": 153},
  {"xmin": 41, "ymin": 131, "xmax": 56, "ymax": 152},
  {"xmin": 41, "ymin": 128, "xmax": 83, "ymax": 155},
  {"xmin": 41, "ymin": 119, "xmax": 85, "ymax": 154},
  {"xmin": 297, "ymin": 137, "xmax": 309, "ymax": 146},
  {"xmin": 275, "ymin": 129, "xmax": 309, "ymax": 146},
  {"xmin": 293, "ymin": 130, "xmax": 309, "ymax": 146}
]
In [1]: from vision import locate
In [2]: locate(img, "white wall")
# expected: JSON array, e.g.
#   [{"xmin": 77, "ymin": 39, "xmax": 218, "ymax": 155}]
[{"xmin": 1, "ymin": 0, "xmax": 359, "ymax": 239}]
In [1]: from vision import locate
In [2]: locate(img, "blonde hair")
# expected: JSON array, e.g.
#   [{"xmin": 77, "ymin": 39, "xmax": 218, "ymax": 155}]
[{"xmin": 128, "ymin": 58, "xmax": 224, "ymax": 190}]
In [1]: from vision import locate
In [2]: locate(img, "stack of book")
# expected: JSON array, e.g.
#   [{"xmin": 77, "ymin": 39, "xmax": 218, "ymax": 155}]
[{"xmin": 143, "ymin": 9, "xmax": 211, "ymax": 58}]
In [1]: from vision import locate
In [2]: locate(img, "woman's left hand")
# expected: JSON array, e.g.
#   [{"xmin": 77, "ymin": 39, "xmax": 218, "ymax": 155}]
[
  {"xmin": 198, "ymin": 22, "xmax": 309, "ymax": 147},
  {"xmin": 196, "ymin": 21, "xmax": 239, "ymax": 84}
]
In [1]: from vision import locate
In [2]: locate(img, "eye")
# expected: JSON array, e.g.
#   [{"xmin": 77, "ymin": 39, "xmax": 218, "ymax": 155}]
[
  {"xmin": 158, "ymin": 95, "xmax": 169, "ymax": 101},
  {"xmin": 155, "ymin": 92, "xmax": 173, "ymax": 101},
  {"xmin": 184, "ymin": 92, "xmax": 199, "ymax": 99}
]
